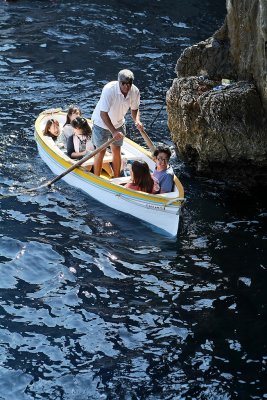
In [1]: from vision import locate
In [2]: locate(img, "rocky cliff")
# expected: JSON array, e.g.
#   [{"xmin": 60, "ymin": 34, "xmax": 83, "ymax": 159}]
[{"xmin": 167, "ymin": 0, "xmax": 267, "ymax": 189}]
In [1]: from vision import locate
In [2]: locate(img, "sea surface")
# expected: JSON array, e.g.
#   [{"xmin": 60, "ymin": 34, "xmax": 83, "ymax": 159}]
[{"xmin": 0, "ymin": 1, "xmax": 266, "ymax": 399}]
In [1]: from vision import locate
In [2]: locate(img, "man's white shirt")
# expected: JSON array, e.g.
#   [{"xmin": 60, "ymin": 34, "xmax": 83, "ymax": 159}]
[{"xmin": 92, "ymin": 81, "xmax": 140, "ymax": 129}]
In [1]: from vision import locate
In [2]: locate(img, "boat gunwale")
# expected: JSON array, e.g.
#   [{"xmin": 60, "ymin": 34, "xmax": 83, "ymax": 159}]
[{"xmin": 35, "ymin": 111, "xmax": 185, "ymax": 207}]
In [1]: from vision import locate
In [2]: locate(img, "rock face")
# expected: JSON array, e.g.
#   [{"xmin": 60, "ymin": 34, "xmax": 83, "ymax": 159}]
[
  {"xmin": 167, "ymin": 0, "xmax": 267, "ymax": 189},
  {"xmin": 226, "ymin": 0, "xmax": 267, "ymax": 109}
]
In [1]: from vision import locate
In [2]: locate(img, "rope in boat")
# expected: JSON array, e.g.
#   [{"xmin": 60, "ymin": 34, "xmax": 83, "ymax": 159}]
[
  {"xmin": 40, "ymin": 108, "xmax": 64, "ymax": 115},
  {"xmin": 165, "ymin": 197, "xmax": 185, "ymax": 206}
]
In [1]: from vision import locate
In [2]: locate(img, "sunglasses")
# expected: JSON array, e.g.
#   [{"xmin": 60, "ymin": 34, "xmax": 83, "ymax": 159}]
[
  {"xmin": 121, "ymin": 81, "xmax": 132, "ymax": 86},
  {"xmin": 157, "ymin": 157, "xmax": 169, "ymax": 162}
]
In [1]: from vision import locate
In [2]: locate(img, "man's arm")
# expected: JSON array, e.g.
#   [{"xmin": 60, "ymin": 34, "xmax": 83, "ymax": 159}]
[
  {"xmin": 131, "ymin": 109, "xmax": 143, "ymax": 131},
  {"xmin": 100, "ymin": 111, "xmax": 124, "ymax": 140}
]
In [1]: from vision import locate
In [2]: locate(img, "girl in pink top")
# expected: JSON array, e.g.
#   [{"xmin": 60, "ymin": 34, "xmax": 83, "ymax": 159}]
[{"xmin": 126, "ymin": 160, "xmax": 159, "ymax": 194}]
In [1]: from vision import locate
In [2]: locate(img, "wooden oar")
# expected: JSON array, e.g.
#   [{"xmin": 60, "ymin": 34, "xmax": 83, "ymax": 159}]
[
  {"xmin": 139, "ymin": 128, "xmax": 156, "ymax": 153},
  {"xmin": 47, "ymin": 137, "xmax": 116, "ymax": 187},
  {"xmin": 0, "ymin": 137, "xmax": 116, "ymax": 198}
]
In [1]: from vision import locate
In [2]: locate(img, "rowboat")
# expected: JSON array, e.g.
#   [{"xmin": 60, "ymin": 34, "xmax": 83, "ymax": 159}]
[{"xmin": 34, "ymin": 109, "xmax": 185, "ymax": 236}]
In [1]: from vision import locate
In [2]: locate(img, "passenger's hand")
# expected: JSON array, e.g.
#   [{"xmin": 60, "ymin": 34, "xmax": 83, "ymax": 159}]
[
  {"xmin": 112, "ymin": 130, "xmax": 124, "ymax": 140},
  {"xmin": 135, "ymin": 120, "xmax": 143, "ymax": 132}
]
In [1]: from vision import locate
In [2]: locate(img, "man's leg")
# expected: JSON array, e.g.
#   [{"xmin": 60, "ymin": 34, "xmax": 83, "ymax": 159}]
[
  {"xmin": 93, "ymin": 149, "xmax": 106, "ymax": 176},
  {"xmin": 111, "ymin": 144, "xmax": 121, "ymax": 178},
  {"xmin": 110, "ymin": 124, "xmax": 125, "ymax": 177},
  {"xmin": 92, "ymin": 125, "xmax": 109, "ymax": 176}
]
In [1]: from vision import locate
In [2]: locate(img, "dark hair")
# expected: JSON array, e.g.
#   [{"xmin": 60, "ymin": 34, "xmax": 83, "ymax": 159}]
[
  {"xmin": 71, "ymin": 116, "xmax": 92, "ymax": 137},
  {"xmin": 43, "ymin": 119, "xmax": 60, "ymax": 141},
  {"xmin": 131, "ymin": 160, "xmax": 154, "ymax": 193},
  {"xmin": 153, "ymin": 145, "xmax": 171, "ymax": 159},
  {"xmin": 64, "ymin": 105, "xmax": 82, "ymax": 126}
]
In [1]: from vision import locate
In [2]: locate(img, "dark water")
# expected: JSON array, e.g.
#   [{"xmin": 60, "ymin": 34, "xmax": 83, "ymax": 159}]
[{"xmin": 0, "ymin": 1, "xmax": 266, "ymax": 399}]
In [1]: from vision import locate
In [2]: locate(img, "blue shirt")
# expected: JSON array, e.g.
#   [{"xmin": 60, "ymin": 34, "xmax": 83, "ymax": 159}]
[{"xmin": 153, "ymin": 166, "xmax": 174, "ymax": 193}]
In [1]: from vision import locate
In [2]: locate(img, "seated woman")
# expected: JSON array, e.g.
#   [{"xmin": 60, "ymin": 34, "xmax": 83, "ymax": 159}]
[
  {"xmin": 43, "ymin": 119, "xmax": 64, "ymax": 147},
  {"xmin": 126, "ymin": 160, "xmax": 159, "ymax": 194},
  {"xmin": 152, "ymin": 145, "xmax": 174, "ymax": 193},
  {"xmin": 67, "ymin": 116, "xmax": 94, "ymax": 159},
  {"xmin": 58, "ymin": 105, "xmax": 82, "ymax": 148}
]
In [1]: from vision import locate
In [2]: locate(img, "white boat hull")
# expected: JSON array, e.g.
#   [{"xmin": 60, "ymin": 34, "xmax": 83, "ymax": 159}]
[{"xmin": 35, "ymin": 110, "xmax": 184, "ymax": 236}]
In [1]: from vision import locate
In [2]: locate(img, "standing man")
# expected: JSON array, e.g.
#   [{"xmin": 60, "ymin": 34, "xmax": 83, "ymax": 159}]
[{"xmin": 91, "ymin": 69, "xmax": 143, "ymax": 177}]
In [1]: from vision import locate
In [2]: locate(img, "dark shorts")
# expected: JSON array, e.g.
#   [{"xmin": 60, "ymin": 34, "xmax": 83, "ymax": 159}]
[{"xmin": 92, "ymin": 124, "xmax": 126, "ymax": 148}]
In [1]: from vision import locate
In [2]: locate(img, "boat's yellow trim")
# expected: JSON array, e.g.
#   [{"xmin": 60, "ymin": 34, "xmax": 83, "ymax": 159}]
[
  {"xmin": 123, "ymin": 137, "xmax": 152, "ymax": 159},
  {"xmin": 35, "ymin": 111, "xmax": 185, "ymax": 206},
  {"xmin": 173, "ymin": 175, "xmax": 184, "ymax": 198}
]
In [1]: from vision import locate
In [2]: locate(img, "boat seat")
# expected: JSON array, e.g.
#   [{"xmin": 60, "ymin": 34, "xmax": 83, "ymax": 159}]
[
  {"xmin": 110, "ymin": 176, "xmax": 131, "ymax": 185},
  {"xmin": 79, "ymin": 151, "xmax": 142, "ymax": 167}
]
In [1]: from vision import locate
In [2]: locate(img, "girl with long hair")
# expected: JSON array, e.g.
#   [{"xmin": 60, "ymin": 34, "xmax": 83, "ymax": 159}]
[
  {"xmin": 126, "ymin": 160, "xmax": 159, "ymax": 194},
  {"xmin": 43, "ymin": 119, "xmax": 61, "ymax": 142},
  {"xmin": 59, "ymin": 105, "xmax": 82, "ymax": 147},
  {"xmin": 67, "ymin": 116, "xmax": 94, "ymax": 159}
]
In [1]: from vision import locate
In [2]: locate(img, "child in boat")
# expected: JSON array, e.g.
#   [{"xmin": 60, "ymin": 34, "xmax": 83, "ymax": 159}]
[
  {"xmin": 43, "ymin": 119, "xmax": 63, "ymax": 147},
  {"xmin": 67, "ymin": 116, "xmax": 94, "ymax": 159},
  {"xmin": 125, "ymin": 160, "xmax": 159, "ymax": 194},
  {"xmin": 66, "ymin": 117, "xmax": 113, "ymax": 176},
  {"xmin": 152, "ymin": 145, "xmax": 174, "ymax": 193},
  {"xmin": 58, "ymin": 105, "xmax": 82, "ymax": 148}
]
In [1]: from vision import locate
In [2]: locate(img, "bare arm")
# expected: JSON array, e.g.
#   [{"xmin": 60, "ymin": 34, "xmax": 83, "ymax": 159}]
[
  {"xmin": 70, "ymin": 150, "xmax": 87, "ymax": 159},
  {"xmin": 131, "ymin": 109, "xmax": 143, "ymax": 131},
  {"xmin": 100, "ymin": 111, "xmax": 124, "ymax": 139},
  {"xmin": 67, "ymin": 136, "xmax": 85, "ymax": 159}
]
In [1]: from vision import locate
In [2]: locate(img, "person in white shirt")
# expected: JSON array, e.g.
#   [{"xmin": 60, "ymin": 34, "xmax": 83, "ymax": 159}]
[{"xmin": 91, "ymin": 69, "xmax": 143, "ymax": 177}]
